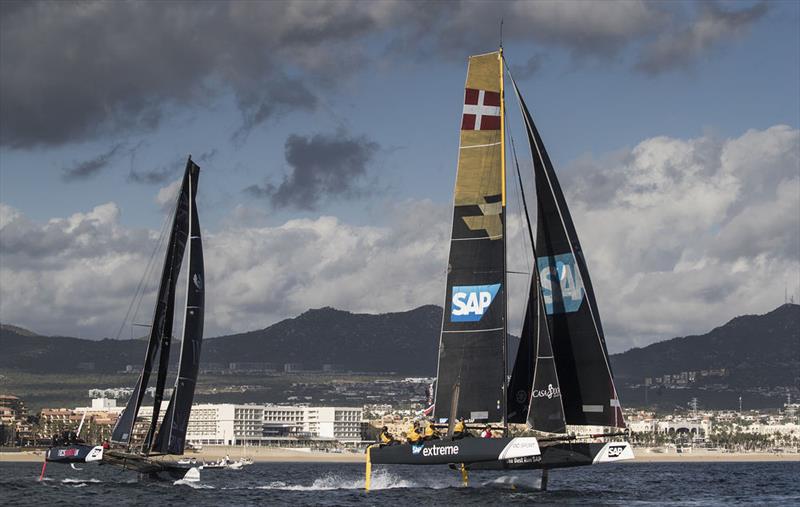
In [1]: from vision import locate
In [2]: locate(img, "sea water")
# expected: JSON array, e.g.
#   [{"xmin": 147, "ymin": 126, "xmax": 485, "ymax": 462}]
[{"xmin": 1, "ymin": 461, "xmax": 798, "ymax": 506}]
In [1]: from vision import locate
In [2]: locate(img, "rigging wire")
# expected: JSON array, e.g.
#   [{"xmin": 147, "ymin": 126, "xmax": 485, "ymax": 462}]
[{"xmin": 113, "ymin": 185, "xmax": 180, "ymax": 341}]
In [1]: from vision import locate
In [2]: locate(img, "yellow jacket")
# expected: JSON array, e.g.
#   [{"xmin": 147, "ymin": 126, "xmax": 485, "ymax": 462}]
[
  {"xmin": 407, "ymin": 426, "xmax": 422, "ymax": 442},
  {"xmin": 379, "ymin": 431, "xmax": 394, "ymax": 444},
  {"xmin": 454, "ymin": 420, "xmax": 466, "ymax": 433},
  {"xmin": 424, "ymin": 425, "xmax": 439, "ymax": 438}
]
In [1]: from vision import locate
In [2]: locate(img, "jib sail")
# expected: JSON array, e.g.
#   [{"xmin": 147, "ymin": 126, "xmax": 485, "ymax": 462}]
[
  {"xmin": 511, "ymin": 79, "xmax": 624, "ymax": 428},
  {"xmin": 506, "ymin": 143, "xmax": 566, "ymax": 433},
  {"xmin": 434, "ymin": 51, "xmax": 507, "ymax": 424},
  {"xmin": 153, "ymin": 160, "xmax": 204, "ymax": 455}
]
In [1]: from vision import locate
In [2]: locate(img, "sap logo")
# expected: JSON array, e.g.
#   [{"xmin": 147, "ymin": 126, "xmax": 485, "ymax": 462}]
[
  {"xmin": 411, "ymin": 444, "xmax": 424, "ymax": 455},
  {"xmin": 537, "ymin": 253, "xmax": 585, "ymax": 314},
  {"xmin": 608, "ymin": 445, "xmax": 626, "ymax": 458},
  {"xmin": 451, "ymin": 283, "xmax": 501, "ymax": 322},
  {"xmin": 422, "ymin": 445, "xmax": 459, "ymax": 457}
]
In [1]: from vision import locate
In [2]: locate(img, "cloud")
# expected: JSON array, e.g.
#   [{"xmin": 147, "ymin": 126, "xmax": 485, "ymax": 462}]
[
  {"xmin": 559, "ymin": 125, "xmax": 799, "ymax": 351},
  {"xmin": 1, "ymin": 126, "xmax": 797, "ymax": 348},
  {"xmin": 0, "ymin": 1, "xmax": 771, "ymax": 147},
  {"xmin": 636, "ymin": 1, "xmax": 769, "ymax": 75},
  {"xmin": 0, "ymin": 198, "xmax": 449, "ymax": 339},
  {"xmin": 61, "ymin": 143, "xmax": 125, "ymax": 181},
  {"xmin": 246, "ymin": 131, "xmax": 379, "ymax": 210}
]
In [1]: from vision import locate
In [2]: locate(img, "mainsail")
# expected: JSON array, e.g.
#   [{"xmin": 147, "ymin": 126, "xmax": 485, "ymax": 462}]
[
  {"xmin": 434, "ymin": 51, "xmax": 507, "ymax": 424},
  {"xmin": 510, "ymin": 78, "xmax": 624, "ymax": 428},
  {"xmin": 111, "ymin": 157, "xmax": 205, "ymax": 450},
  {"xmin": 153, "ymin": 160, "xmax": 204, "ymax": 455}
]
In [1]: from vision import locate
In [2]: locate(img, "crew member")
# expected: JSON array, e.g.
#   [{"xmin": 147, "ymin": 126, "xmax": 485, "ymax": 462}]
[
  {"xmin": 423, "ymin": 421, "xmax": 441, "ymax": 441},
  {"xmin": 379, "ymin": 426, "xmax": 399, "ymax": 446},
  {"xmin": 452, "ymin": 418, "xmax": 471, "ymax": 439},
  {"xmin": 481, "ymin": 424, "xmax": 493, "ymax": 438},
  {"xmin": 406, "ymin": 421, "xmax": 423, "ymax": 444}
]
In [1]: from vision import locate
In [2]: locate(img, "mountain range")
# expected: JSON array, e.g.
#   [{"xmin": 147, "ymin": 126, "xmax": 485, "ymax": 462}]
[{"xmin": 1, "ymin": 304, "xmax": 797, "ymax": 408}]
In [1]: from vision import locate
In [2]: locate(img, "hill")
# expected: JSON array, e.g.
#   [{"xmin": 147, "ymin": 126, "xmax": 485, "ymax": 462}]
[
  {"xmin": 0, "ymin": 306, "xmax": 443, "ymax": 375},
  {"xmin": 610, "ymin": 304, "xmax": 799, "ymax": 388},
  {"xmin": 200, "ymin": 305, "xmax": 442, "ymax": 375}
]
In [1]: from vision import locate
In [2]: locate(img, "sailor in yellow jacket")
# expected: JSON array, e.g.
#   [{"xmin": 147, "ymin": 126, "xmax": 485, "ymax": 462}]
[
  {"xmin": 378, "ymin": 426, "xmax": 399, "ymax": 446},
  {"xmin": 423, "ymin": 421, "xmax": 441, "ymax": 441},
  {"xmin": 406, "ymin": 421, "xmax": 423, "ymax": 443},
  {"xmin": 453, "ymin": 418, "xmax": 472, "ymax": 440}
]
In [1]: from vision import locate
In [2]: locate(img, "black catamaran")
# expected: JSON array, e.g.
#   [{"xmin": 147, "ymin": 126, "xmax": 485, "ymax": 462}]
[
  {"xmin": 366, "ymin": 49, "xmax": 633, "ymax": 489},
  {"xmin": 44, "ymin": 157, "xmax": 205, "ymax": 481}
]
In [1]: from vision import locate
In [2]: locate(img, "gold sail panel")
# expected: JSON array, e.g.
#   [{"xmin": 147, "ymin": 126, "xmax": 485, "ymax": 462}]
[{"xmin": 454, "ymin": 51, "xmax": 504, "ymax": 221}]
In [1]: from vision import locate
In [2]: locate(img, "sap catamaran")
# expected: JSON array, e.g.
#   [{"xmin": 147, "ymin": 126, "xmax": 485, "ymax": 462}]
[
  {"xmin": 43, "ymin": 157, "xmax": 205, "ymax": 481},
  {"xmin": 365, "ymin": 49, "xmax": 633, "ymax": 490}
]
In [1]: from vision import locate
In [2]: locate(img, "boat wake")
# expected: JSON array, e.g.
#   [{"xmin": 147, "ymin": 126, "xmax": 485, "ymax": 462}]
[
  {"xmin": 253, "ymin": 470, "xmax": 456, "ymax": 491},
  {"xmin": 172, "ymin": 479, "xmax": 214, "ymax": 489},
  {"xmin": 481, "ymin": 474, "xmax": 542, "ymax": 491}
]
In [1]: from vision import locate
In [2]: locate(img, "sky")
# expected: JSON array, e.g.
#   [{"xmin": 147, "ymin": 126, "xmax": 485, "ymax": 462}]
[{"xmin": 0, "ymin": 0, "xmax": 798, "ymax": 353}]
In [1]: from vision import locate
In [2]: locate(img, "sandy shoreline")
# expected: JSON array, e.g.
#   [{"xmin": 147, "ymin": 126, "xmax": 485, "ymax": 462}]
[{"xmin": 2, "ymin": 447, "xmax": 798, "ymax": 464}]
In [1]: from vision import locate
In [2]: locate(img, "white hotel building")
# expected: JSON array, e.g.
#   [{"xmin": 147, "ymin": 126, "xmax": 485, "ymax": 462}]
[{"xmin": 186, "ymin": 404, "xmax": 364, "ymax": 447}]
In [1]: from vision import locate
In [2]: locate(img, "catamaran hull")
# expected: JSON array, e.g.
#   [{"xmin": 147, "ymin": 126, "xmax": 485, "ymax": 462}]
[
  {"xmin": 369, "ymin": 437, "xmax": 541, "ymax": 465},
  {"xmin": 45, "ymin": 445, "xmax": 103, "ymax": 464},
  {"xmin": 468, "ymin": 441, "xmax": 635, "ymax": 470}
]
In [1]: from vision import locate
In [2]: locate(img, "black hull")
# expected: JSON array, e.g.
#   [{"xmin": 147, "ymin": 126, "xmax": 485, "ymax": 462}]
[
  {"xmin": 469, "ymin": 441, "xmax": 634, "ymax": 470},
  {"xmin": 368, "ymin": 437, "xmax": 541, "ymax": 465},
  {"xmin": 45, "ymin": 444, "xmax": 102, "ymax": 464}
]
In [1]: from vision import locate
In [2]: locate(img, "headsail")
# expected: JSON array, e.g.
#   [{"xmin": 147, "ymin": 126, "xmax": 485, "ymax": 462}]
[
  {"xmin": 509, "ymin": 77, "xmax": 624, "ymax": 428},
  {"xmin": 111, "ymin": 161, "xmax": 193, "ymax": 447},
  {"xmin": 153, "ymin": 159, "xmax": 204, "ymax": 455},
  {"xmin": 434, "ymin": 51, "xmax": 507, "ymax": 424},
  {"xmin": 506, "ymin": 142, "xmax": 566, "ymax": 433}
]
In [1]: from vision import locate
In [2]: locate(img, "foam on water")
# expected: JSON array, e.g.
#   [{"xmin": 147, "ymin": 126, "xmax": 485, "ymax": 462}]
[
  {"xmin": 61, "ymin": 478, "xmax": 102, "ymax": 484},
  {"xmin": 172, "ymin": 479, "xmax": 214, "ymax": 489},
  {"xmin": 253, "ymin": 469, "xmax": 456, "ymax": 491}
]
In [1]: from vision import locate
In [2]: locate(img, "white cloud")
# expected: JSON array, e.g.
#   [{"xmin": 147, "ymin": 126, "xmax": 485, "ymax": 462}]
[
  {"xmin": 564, "ymin": 125, "xmax": 799, "ymax": 351},
  {"xmin": 1, "ymin": 126, "xmax": 797, "ymax": 351}
]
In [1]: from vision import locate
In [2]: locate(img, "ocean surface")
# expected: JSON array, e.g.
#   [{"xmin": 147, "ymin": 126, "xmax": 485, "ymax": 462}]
[{"xmin": 1, "ymin": 460, "xmax": 798, "ymax": 506}]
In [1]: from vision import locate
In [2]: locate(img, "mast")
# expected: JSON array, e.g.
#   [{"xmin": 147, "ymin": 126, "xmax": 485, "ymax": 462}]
[{"xmin": 499, "ymin": 46, "xmax": 508, "ymax": 432}]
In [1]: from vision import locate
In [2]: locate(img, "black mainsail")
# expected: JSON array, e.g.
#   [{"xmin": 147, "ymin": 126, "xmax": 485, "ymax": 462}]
[
  {"xmin": 153, "ymin": 160, "xmax": 204, "ymax": 455},
  {"xmin": 111, "ymin": 157, "xmax": 205, "ymax": 450},
  {"xmin": 510, "ymin": 78, "xmax": 624, "ymax": 428},
  {"xmin": 434, "ymin": 51, "xmax": 507, "ymax": 425}
]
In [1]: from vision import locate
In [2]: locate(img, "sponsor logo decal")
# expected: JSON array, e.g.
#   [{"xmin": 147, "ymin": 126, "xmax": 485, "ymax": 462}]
[
  {"xmin": 193, "ymin": 273, "xmax": 203, "ymax": 290},
  {"xmin": 608, "ymin": 445, "xmax": 626, "ymax": 458},
  {"xmin": 537, "ymin": 253, "xmax": 585, "ymax": 314},
  {"xmin": 411, "ymin": 444, "xmax": 424, "ymax": 455},
  {"xmin": 531, "ymin": 383, "xmax": 561, "ymax": 399},
  {"xmin": 57, "ymin": 448, "xmax": 79, "ymax": 457},
  {"xmin": 506, "ymin": 455, "xmax": 541, "ymax": 464},
  {"xmin": 451, "ymin": 283, "xmax": 501, "ymax": 322},
  {"xmin": 421, "ymin": 444, "xmax": 460, "ymax": 457},
  {"xmin": 515, "ymin": 389, "xmax": 528, "ymax": 404}
]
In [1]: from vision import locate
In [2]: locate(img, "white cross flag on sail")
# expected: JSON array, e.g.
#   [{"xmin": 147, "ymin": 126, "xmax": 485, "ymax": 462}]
[{"xmin": 461, "ymin": 89, "xmax": 501, "ymax": 130}]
